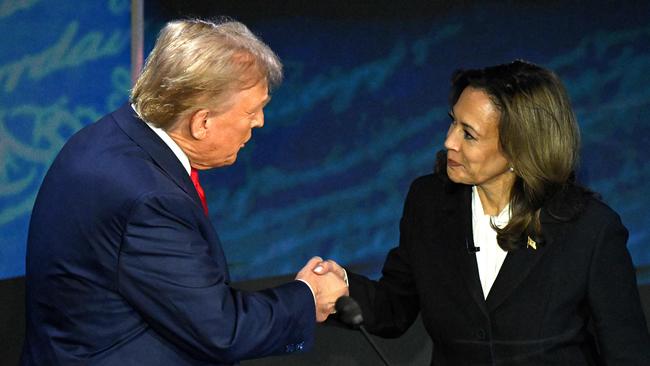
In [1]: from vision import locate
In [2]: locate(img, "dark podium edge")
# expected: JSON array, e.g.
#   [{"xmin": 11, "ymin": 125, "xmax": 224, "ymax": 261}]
[{"xmin": 2, "ymin": 266, "xmax": 649, "ymax": 366}]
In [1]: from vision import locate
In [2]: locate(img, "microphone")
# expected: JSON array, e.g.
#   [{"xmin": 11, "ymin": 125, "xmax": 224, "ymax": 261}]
[
  {"xmin": 466, "ymin": 237, "xmax": 480, "ymax": 253},
  {"xmin": 335, "ymin": 296, "xmax": 392, "ymax": 366}
]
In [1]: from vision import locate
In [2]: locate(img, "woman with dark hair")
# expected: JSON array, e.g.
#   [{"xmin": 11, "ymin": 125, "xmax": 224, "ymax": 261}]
[{"xmin": 321, "ymin": 60, "xmax": 650, "ymax": 365}]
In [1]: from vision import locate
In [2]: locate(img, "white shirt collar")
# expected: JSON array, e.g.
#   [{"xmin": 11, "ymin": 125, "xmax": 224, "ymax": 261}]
[
  {"xmin": 131, "ymin": 105, "xmax": 191, "ymax": 176},
  {"xmin": 472, "ymin": 185, "xmax": 510, "ymax": 226}
]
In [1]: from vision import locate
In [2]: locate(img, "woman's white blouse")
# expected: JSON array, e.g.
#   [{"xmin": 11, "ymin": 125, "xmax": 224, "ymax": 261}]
[{"xmin": 471, "ymin": 185, "xmax": 510, "ymax": 299}]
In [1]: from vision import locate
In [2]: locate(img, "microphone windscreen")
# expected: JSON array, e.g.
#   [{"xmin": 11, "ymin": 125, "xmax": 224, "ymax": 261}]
[{"xmin": 335, "ymin": 296, "xmax": 363, "ymax": 326}]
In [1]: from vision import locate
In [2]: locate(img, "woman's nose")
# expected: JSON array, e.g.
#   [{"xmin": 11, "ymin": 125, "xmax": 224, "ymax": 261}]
[{"xmin": 444, "ymin": 126, "xmax": 460, "ymax": 151}]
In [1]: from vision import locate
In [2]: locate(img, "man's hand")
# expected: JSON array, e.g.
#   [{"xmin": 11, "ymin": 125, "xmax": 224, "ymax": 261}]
[
  {"xmin": 312, "ymin": 259, "xmax": 347, "ymax": 284},
  {"xmin": 296, "ymin": 257, "xmax": 349, "ymax": 322}
]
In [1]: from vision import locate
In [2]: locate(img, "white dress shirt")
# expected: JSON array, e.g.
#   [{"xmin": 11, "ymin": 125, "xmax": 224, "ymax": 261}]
[
  {"xmin": 132, "ymin": 105, "xmax": 191, "ymax": 176},
  {"xmin": 472, "ymin": 185, "xmax": 510, "ymax": 299}
]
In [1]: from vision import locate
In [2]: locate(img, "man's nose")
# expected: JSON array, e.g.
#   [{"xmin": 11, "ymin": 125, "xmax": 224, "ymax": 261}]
[{"xmin": 253, "ymin": 111, "xmax": 264, "ymax": 128}]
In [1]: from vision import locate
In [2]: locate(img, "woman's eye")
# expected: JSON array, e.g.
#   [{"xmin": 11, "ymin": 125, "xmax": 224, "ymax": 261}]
[{"xmin": 463, "ymin": 130, "xmax": 475, "ymax": 140}]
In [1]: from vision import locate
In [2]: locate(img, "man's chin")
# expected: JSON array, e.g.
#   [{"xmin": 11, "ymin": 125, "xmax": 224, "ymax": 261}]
[
  {"xmin": 206, "ymin": 153, "xmax": 239, "ymax": 169},
  {"xmin": 223, "ymin": 154, "xmax": 238, "ymax": 166}
]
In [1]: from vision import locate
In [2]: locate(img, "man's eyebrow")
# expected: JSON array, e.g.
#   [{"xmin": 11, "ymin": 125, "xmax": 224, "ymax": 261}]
[{"xmin": 254, "ymin": 96, "xmax": 271, "ymax": 110}]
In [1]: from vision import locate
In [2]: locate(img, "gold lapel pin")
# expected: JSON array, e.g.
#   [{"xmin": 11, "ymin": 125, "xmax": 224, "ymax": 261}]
[{"xmin": 527, "ymin": 236, "xmax": 537, "ymax": 250}]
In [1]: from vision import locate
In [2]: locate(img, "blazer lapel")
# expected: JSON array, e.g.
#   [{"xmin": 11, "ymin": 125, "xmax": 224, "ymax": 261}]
[
  {"xmin": 442, "ymin": 184, "xmax": 489, "ymax": 317},
  {"xmin": 485, "ymin": 210, "xmax": 563, "ymax": 312},
  {"xmin": 110, "ymin": 104, "xmax": 204, "ymax": 210}
]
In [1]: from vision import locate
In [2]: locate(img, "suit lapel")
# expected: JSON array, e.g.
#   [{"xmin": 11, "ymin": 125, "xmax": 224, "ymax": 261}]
[
  {"xmin": 111, "ymin": 104, "xmax": 229, "ymax": 279},
  {"xmin": 110, "ymin": 104, "xmax": 204, "ymax": 210},
  {"xmin": 485, "ymin": 210, "xmax": 563, "ymax": 312},
  {"xmin": 441, "ymin": 184, "xmax": 489, "ymax": 317}
]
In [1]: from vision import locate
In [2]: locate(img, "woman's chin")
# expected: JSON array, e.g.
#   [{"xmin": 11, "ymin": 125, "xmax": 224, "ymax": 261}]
[{"xmin": 446, "ymin": 169, "xmax": 468, "ymax": 185}]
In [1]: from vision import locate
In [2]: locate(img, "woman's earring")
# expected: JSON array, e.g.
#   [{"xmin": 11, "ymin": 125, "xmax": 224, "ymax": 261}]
[{"xmin": 509, "ymin": 166, "xmax": 514, "ymax": 172}]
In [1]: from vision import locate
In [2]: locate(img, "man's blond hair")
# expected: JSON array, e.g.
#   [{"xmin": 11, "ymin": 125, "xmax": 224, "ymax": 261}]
[{"xmin": 131, "ymin": 18, "xmax": 282, "ymax": 129}]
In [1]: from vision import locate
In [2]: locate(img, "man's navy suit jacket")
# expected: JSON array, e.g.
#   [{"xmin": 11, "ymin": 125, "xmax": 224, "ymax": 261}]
[{"xmin": 21, "ymin": 104, "xmax": 315, "ymax": 365}]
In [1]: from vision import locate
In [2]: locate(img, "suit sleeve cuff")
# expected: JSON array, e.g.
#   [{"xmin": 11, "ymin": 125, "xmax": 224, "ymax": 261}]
[
  {"xmin": 295, "ymin": 268, "xmax": 348, "ymax": 310},
  {"xmin": 296, "ymin": 279, "xmax": 317, "ymax": 308}
]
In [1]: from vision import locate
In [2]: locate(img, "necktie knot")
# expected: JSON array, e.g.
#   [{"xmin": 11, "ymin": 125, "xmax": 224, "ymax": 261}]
[{"xmin": 190, "ymin": 168, "xmax": 209, "ymax": 216}]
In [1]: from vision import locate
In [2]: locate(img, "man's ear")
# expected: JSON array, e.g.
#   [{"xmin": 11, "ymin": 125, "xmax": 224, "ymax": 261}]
[{"xmin": 188, "ymin": 109, "xmax": 210, "ymax": 140}]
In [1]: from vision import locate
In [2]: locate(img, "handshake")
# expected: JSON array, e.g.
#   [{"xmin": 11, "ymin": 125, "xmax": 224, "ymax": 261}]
[{"xmin": 296, "ymin": 257, "xmax": 349, "ymax": 322}]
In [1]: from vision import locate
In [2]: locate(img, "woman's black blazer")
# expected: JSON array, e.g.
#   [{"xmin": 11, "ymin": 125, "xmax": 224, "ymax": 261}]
[{"xmin": 349, "ymin": 172, "xmax": 650, "ymax": 365}]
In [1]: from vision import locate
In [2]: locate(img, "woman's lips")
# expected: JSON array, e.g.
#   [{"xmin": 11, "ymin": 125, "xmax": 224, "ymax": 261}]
[{"xmin": 447, "ymin": 159, "xmax": 462, "ymax": 167}]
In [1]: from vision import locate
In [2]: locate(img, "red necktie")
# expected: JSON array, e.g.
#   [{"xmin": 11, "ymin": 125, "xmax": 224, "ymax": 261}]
[{"xmin": 190, "ymin": 168, "xmax": 209, "ymax": 216}]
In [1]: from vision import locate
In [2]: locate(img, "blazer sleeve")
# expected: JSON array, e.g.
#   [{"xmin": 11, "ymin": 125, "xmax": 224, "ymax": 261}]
[
  {"xmin": 348, "ymin": 179, "xmax": 423, "ymax": 338},
  {"xmin": 116, "ymin": 191, "xmax": 315, "ymax": 364},
  {"xmin": 587, "ymin": 211, "xmax": 650, "ymax": 364}
]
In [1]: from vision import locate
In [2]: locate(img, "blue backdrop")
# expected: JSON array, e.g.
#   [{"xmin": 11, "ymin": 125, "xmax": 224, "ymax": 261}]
[
  {"xmin": 0, "ymin": 0, "xmax": 131, "ymax": 279},
  {"xmin": 1, "ymin": 1, "xmax": 649, "ymax": 285}
]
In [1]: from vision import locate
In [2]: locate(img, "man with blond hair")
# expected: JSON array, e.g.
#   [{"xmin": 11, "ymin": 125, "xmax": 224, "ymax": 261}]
[{"xmin": 21, "ymin": 18, "xmax": 347, "ymax": 365}]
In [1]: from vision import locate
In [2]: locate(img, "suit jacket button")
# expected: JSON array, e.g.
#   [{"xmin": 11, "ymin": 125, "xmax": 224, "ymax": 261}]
[
  {"xmin": 285, "ymin": 344, "xmax": 296, "ymax": 353},
  {"xmin": 477, "ymin": 329, "xmax": 486, "ymax": 340}
]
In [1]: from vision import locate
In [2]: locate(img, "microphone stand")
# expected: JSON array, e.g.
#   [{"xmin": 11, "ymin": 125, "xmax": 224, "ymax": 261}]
[
  {"xmin": 335, "ymin": 296, "xmax": 392, "ymax": 366},
  {"xmin": 359, "ymin": 325, "xmax": 391, "ymax": 366}
]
